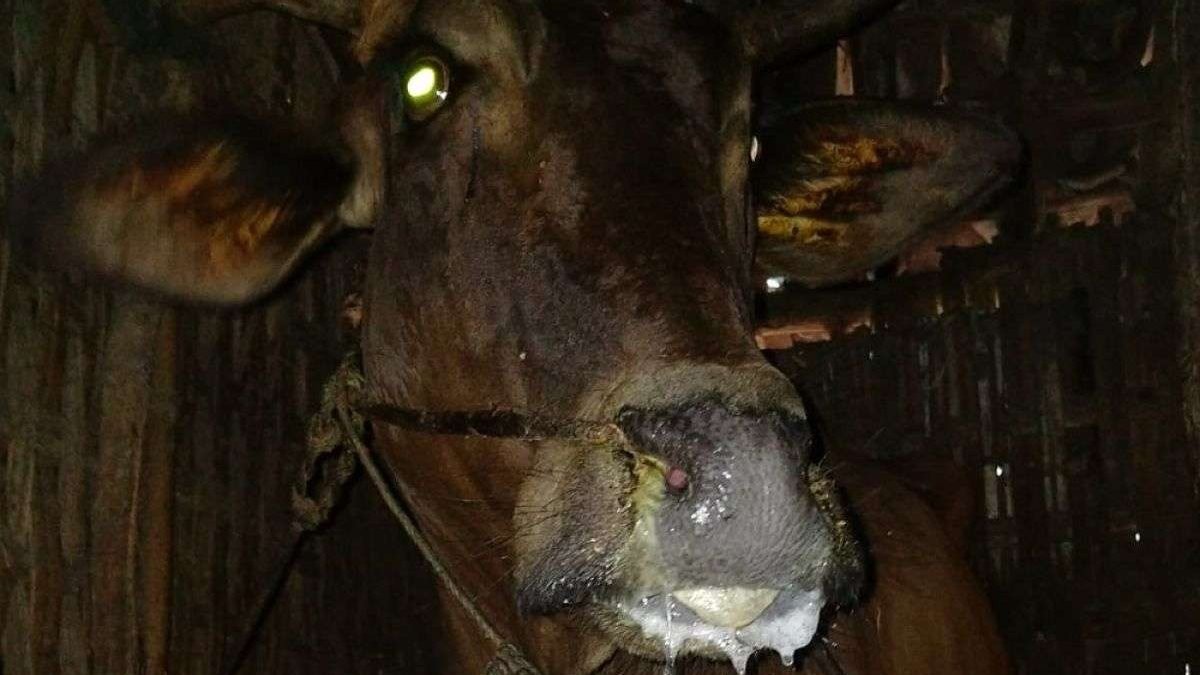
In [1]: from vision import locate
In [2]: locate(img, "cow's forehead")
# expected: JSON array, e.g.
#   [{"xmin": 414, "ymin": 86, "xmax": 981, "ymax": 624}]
[{"xmin": 406, "ymin": 0, "xmax": 733, "ymax": 87}]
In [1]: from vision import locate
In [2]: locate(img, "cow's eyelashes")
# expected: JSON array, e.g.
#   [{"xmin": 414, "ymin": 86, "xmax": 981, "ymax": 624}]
[{"xmin": 397, "ymin": 54, "xmax": 452, "ymax": 124}]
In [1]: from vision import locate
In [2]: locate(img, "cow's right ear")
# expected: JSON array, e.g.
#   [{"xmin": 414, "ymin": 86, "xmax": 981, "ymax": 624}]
[{"xmin": 5, "ymin": 113, "xmax": 376, "ymax": 305}]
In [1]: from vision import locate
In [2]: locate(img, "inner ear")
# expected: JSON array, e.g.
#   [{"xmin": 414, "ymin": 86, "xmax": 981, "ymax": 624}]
[
  {"xmin": 752, "ymin": 99, "xmax": 1022, "ymax": 288},
  {"xmin": 6, "ymin": 115, "xmax": 358, "ymax": 305}
]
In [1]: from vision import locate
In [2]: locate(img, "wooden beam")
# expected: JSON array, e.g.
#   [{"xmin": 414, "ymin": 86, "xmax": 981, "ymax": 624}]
[{"xmin": 754, "ymin": 212, "xmax": 1156, "ymax": 348}]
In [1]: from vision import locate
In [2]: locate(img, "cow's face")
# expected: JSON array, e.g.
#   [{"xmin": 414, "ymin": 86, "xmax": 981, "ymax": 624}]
[
  {"xmin": 360, "ymin": 3, "xmax": 849, "ymax": 664},
  {"xmin": 6, "ymin": 0, "xmax": 1019, "ymax": 668}
]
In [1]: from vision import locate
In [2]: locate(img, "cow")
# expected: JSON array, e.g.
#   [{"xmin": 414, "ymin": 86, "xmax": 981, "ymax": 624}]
[{"xmin": 5, "ymin": 0, "xmax": 1020, "ymax": 673}]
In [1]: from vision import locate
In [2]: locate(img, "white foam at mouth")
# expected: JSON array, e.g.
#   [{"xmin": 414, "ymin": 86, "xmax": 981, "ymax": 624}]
[{"xmin": 618, "ymin": 589, "xmax": 824, "ymax": 675}]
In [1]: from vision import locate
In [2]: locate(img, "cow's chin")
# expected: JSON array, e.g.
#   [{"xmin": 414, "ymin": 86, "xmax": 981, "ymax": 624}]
[{"xmin": 591, "ymin": 585, "xmax": 826, "ymax": 673}]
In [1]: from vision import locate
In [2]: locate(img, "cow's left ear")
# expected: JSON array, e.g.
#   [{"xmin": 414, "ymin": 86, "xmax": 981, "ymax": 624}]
[
  {"xmin": 6, "ymin": 114, "xmax": 374, "ymax": 305},
  {"xmin": 752, "ymin": 100, "xmax": 1021, "ymax": 287}
]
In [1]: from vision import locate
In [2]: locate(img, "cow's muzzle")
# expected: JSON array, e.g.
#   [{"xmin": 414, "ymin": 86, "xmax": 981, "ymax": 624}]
[
  {"xmin": 617, "ymin": 402, "xmax": 833, "ymax": 590},
  {"xmin": 598, "ymin": 401, "xmax": 861, "ymax": 666}
]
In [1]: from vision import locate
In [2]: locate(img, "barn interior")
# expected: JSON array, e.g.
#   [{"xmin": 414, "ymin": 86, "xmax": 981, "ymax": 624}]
[{"xmin": 0, "ymin": 1, "xmax": 1198, "ymax": 674}]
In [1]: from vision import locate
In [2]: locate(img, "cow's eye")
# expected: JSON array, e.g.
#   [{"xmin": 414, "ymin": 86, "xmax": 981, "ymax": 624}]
[{"xmin": 400, "ymin": 55, "xmax": 451, "ymax": 123}]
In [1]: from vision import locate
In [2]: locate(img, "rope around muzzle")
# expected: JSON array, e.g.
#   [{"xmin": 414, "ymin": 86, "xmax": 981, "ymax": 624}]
[
  {"xmin": 232, "ymin": 351, "xmax": 651, "ymax": 675},
  {"xmin": 225, "ymin": 352, "xmax": 660, "ymax": 674},
  {"xmin": 227, "ymin": 351, "xmax": 855, "ymax": 675},
  {"xmin": 287, "ymin": 352, "xmax": 549, "ymax": 675}
]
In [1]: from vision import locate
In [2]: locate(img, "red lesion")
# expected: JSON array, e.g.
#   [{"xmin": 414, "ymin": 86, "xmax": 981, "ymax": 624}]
[{"xmin": 665, "ymin": 466, "xmax": 690, "ymax": 494}]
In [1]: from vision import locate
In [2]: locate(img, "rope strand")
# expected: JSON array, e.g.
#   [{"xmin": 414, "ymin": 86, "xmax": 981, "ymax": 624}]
[
  {"xmin": 222, "ymin": 353, "xmax": 545, "ymax": 674},
  {"xmin": 333, "ymin": 403, "xmax": 508, "ymax": 648}
]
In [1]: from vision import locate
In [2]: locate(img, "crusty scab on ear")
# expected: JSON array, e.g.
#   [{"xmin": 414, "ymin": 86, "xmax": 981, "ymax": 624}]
[
  {"xmin": 753, "ymin": 100, "xmax": 1022, "ymax": 286},
  {"xmin": 6, "ymin": 115, "xmax": 357, "ymax": 306}
]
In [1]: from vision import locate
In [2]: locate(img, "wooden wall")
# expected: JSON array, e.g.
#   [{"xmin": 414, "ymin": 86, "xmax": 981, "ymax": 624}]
[
  {"xmin": 0, "ymin": 3, "xmax": 436, "ymax": 673},
  {"xmin": 1, "ymin": 0, "xmax": 1197, "ymax": 674},
  {"xmin": 770, "ymin": 216, "xmax": 1200, "ymax": 675},
  {"xmin": 1167, "ymin": 0, "xmax": 1200, "ymax": 501},
  {"xmin": 762, "ymin": 1, "xmax": 1200, "ymax": 674}
]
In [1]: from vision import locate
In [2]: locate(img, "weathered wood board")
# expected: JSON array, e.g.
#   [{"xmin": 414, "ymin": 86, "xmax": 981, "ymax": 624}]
[{"xmin": 0, "ymin": 3, "xmax": 437, "ymax": 673}]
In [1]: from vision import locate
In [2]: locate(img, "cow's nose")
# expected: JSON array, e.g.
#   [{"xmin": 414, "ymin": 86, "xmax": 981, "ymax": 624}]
[{"xmin": 617, "ymin": 402, "xmax": 835, "ymax": 596}]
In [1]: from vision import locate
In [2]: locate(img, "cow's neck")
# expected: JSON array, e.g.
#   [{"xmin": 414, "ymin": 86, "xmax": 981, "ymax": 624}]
[{"xmin": 369, "ymin": 423, "xmax": 617, "ymax": 673}]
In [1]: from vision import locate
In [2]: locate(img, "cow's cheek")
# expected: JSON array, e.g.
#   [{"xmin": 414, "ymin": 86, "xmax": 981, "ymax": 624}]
[{"xmin": 513, "ymin": 440, "xmax": 639, "ymax": 596}]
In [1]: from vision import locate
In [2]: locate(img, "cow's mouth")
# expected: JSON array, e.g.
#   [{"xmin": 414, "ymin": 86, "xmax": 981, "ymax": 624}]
[{"xmin": 608, "ymin": 585, "xmax": 825, "ymax": 673}]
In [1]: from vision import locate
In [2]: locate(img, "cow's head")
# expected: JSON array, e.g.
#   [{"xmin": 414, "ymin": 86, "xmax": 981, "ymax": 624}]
[{"xmin": 6, "ymin": 0, "xmax": 1018, "ymax": 670}]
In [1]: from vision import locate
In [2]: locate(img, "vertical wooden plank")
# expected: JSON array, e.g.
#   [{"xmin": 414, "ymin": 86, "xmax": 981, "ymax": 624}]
[
  {"xmin": 88, "ymin": 298, "xmax": 162, "ymax": 674},
  {"xmin": 1168, "ymin": 0, "xmax": 1200, "ymax": 497},
  {"xmin": 2, "ymin": 283, "xmax": 40, "ymax": 675},
  {"xmin": 57, "ymin": 315, "xmax": 94, "ymax": 675},
  {"xmin": 3, "ymin": 5, "xmax": 55, "ymax": 672},
  {"xmin": 169, "ymin": 311, "xmax": 223, "ymax": 675},
  {"xmin": 138, "ymin": 314, "xmax": 176, "ymax": 675},
  {"xmin": 30, "ymin": 303, "xmax": 66, "ymax": 675}
]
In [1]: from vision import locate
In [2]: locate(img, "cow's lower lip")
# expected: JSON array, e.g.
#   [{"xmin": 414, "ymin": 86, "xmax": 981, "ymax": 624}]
[{"xmin": 612, "ymin": 586, "xmax": 825, "ymax": 673}]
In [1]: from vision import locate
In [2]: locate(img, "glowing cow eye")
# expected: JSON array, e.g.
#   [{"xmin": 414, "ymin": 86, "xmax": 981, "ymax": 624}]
[{"xmin": 400, "ymin": 55, "xmax": 451, "ymax": 123}]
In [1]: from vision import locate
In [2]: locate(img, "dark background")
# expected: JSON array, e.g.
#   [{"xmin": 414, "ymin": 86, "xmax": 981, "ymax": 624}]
[{"xmin": 0, "ymin": 1, "xmax": 1197, "ymax": 674}]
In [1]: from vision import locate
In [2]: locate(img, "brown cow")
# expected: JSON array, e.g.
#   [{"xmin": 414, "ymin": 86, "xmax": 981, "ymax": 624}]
[{"xmin": 6, "ymin": 1, "xmax": 1018, "ymax": 673}]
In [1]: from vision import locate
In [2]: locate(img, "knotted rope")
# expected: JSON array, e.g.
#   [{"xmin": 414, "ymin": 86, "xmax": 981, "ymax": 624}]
[
  {"xmin": 290, "ymin": 354, "xmax": 363, "ymax": 530},
  {"xmin": 225, "ymin": 352, "xmax": 545, "ymax": 675}
]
